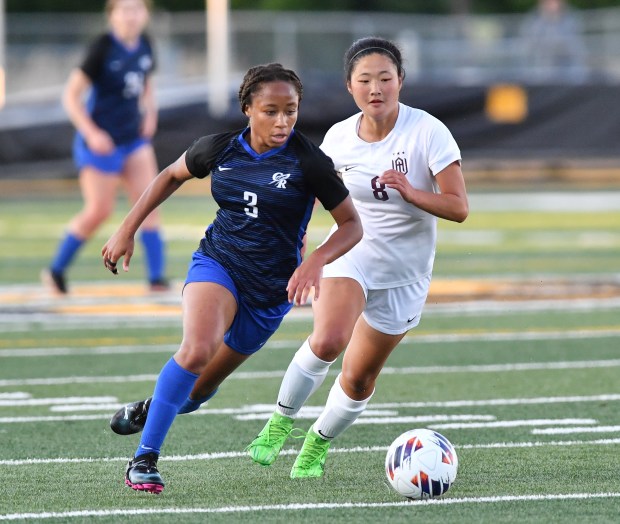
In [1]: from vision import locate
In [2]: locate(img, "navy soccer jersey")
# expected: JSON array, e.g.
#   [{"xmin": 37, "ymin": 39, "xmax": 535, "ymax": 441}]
[
  {"xmin": 79, "ymin": 33, "xmax": 155, "ymax": 145},
  {"xmin": 185, "ymin": 128, "xmax": 350, "ymax": 308}
]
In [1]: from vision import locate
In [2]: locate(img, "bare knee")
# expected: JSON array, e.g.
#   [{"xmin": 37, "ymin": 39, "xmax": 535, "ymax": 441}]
[
  {"xmin": 309, "ymin": 330, "xmax": 350, "ymax": 362},
  {"xmin": 72, "ymin": 206, "xmax": 114, "ymax": 236},
  {"xmin": 340, "ymin": 369, "xmax": 375, "ymax": 398},
  {"xmin": 175, "ymin": 340, "xmax": 218, "ymax": 373}
]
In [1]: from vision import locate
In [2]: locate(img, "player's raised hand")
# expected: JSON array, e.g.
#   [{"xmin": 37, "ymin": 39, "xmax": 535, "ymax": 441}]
[
  {"xmin": 86, "ymin": 128, "xmax": 115, "ymax": 155},
  {"xmin": 378, "ymin": 169, "xmax": 416, "ymax": 203}
]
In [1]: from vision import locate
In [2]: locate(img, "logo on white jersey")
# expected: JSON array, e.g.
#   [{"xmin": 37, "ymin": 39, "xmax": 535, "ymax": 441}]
[
  {"xmin": 269, "ymin": 172, "xmax": 290, "ymax": 189},
  {"xmin": 392, "ymin": 151, "xmax": 408, "ymax": 174}
]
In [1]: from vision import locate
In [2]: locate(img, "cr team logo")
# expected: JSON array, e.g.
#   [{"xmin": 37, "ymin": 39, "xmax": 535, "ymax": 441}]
[
  {"xmin": 269, "ymin": 172, "xmax": 290, "ymax": 189},
  {"xmin": 391, "ymin": 151, "xmax": 408, "ymax": 174}
]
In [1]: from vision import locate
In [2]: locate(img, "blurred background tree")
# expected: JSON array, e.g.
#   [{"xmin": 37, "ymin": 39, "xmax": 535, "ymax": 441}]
[{"xmin": 6, "ymin": 0, "xmax": 620, "ymax": 13}]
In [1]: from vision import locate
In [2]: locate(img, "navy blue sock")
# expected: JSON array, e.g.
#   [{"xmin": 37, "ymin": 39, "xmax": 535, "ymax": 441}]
[
  {"xmin": 177, "ymin": 388, "xmax": 219, "ymax": 414},
  {"xmin": 50, "ymin": 232, "xmax": 84, "ymax": 273},
  {"xmin": 140, "ymin": 229, "xmax": 165, "ymax": 283},
  {"xmin": 135, "ymin": 358, "xmax": 198, "ymax": 457}
]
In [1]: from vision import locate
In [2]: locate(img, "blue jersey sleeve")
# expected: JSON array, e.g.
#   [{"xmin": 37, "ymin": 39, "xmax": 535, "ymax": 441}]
[
  {"xmin": 142, "ymin": 33, "xmax": 156, "ymax": 72},
  {"xmin": 79, "ymin": 34, "xmax": 111, "ymax": 82}
]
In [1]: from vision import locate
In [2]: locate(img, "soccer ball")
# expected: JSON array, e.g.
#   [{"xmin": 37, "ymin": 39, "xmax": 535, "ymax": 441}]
[{"xmin": 385, "ymin": 428, "xmax": 458, "ymax": 500}]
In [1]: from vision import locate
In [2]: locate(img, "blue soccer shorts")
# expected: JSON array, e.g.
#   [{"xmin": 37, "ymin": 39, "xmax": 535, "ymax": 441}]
[
  {"xmin": 73, "ymin": 134, "xmax": 149, "ymax": 174},
  {"xmin": 185, "ymin": 250, "xmax": 293, "ymax": 355}
]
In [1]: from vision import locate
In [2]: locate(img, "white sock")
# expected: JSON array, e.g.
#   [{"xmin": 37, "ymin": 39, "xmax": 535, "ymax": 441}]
[
  {"xmin": 275, "ymin": 338, "xmax": 335, "ymax": 418},
  {"xmin": 312, "ymin": 373, "xmax": 373, "ymax": 440}
]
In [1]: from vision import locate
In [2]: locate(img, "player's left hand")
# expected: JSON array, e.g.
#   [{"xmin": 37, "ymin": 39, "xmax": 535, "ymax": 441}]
[
  {"xmin": 286, "ymin": 251, "xmax": 326, "ymax": 306},
  {"xmin": 378, "ymin": 169, "xmax": 416, "ymax": 203}
]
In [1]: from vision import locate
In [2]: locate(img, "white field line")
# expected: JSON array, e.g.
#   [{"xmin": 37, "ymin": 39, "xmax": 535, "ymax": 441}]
[
  {"xmin": 532, "ymin": 425, "xmax": 620, "ymax": 435},
  {"xmin": 46, "ymin": 405, "xmax": 398, "ymax": 419},
  {"xmin": 1, "ymin": 327, "xmax": 620, "ymax": 358},
  {"xmin": 427, "ymin": 418, "xmax": 596, "ymax": 430},
  {"xmin": 369, "ymin": 393, "xmax": 620, "ymax": 408},
  {"xmin": 2, "ymin": 438, "xmax": 620, "ymax": 467},
  {"xmin": 235, "ymin": 413, "xmax": 496, "ymax": 422},
  {"xmin": 2, "ymin": 492, "xmax": 620, "ymax": 521},
  {"xmin": 2, "ymin": 358, "xmax": 620, "ymax": 388},
  {"xmin": 2, "ymin": 295, "xmax": 620, "ymax": 332},
  {"xmin": 0, "ymin": 396, "xmax": 116, "ymax": 407},
  {"xmin": 0, "ymin": 315, "xmax": 182, "ymax": 332},
  {"xmin": 236, "ymin": 408, "xmax": 401, "ymax": 418},
  {"xmin": 0, "ymin": 414, "xmax": 118, "ymax": 423},
  {"xmin": 0, "ymin": 407, "xmax": 594, "ymax": 428},
  {"xmin": 424, "ymin": 297, "xmax": 620, "ymax": 316},
  {"xmin": 0, "ymin": 374, "xmax": 161, "ymax": 387},
  {"xmin": 379, "ymin": 359, "xmax": 620, "ymax": 375},
  {"xmin": 0, "ymin": 393, "xmax": 30, "ymax": 400},
  {"xmin": 2, "ymin": 493, "xmax": 620, "ymax": 521},
  {"xmin": 0, "ymin": 344, "xmax": 178, "ymax": 357},
  {"xmin": 43, "ymin": 394, "xmax": 620, "ymax": 413},
  {"xmin": 469, "ymin": 191, "xmax": 620, "ymax": 212},
  {"xmin": 3, "ymin": 393, "xmax": 620, "ymax": 421}
]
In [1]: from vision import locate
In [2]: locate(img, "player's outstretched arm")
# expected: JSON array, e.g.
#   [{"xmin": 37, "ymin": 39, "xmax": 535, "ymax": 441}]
[
  {"xmin": 63, "ymin": 68, "xmax": 115, "ymax": 155},
  {"xmin": 102, "ymin": 153, "xmax": 193, "ymax": 273}
]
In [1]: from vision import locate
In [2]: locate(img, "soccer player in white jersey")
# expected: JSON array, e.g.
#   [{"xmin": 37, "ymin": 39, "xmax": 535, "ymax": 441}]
[{"xmin": 246, "ymin": 36, "xmax": 469, "ymax": 478}]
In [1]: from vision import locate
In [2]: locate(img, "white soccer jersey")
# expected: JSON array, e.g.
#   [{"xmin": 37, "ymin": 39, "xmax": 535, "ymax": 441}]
[{"xmin": 320, "ymin": 103, "xmax": 461, "ymax": 288}]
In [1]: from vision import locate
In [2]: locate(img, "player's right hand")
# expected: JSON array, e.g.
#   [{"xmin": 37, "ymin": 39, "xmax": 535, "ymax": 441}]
[
  {"xmin": 101, "ymin": 233, "xmax": 135, "ymax": 275},
  {"xmin": 87, "ymin": 129, "xmax": 115, "ymax": 155}
]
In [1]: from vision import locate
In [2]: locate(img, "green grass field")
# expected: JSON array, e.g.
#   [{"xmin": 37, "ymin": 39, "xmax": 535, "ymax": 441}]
[{"xmin": 1, "ymin": 186, "xmax": 619, "ymax": 522}]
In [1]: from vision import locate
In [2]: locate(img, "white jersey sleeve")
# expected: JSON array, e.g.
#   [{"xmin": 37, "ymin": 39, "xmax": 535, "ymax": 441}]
[{"xmin": 320, "ymin": 103, "xmax": 461, "ymax": 288}]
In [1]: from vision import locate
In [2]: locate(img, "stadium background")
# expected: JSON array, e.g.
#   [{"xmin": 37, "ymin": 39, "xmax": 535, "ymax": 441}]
[{"xmin": 2, "ymin": 2, "xmax": 620, "ymax": 183}]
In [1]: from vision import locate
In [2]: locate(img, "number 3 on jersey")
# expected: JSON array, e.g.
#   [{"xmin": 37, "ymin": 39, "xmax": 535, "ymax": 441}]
[{"xmin": 244, "ymin": 191, "xmax": 258, "ymax": 218}]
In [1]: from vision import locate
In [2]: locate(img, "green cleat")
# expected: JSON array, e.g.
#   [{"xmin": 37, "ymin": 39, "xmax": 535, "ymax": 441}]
[
  {"xmin": 290, "ymin": 429, "xmax": 331, "ymax": 479},
  {"xmin": 246, "ymin": 412, "xmax": 295, "ymax": 466}
]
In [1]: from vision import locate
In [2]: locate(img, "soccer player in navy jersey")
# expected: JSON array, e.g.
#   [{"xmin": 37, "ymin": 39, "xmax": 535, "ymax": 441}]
[
  {"xmin": 42, "ymin": 0, "xmax": 167, "ymax": 294},
  {"xmin": 102, "ymin": 63, "xmax": 363, "ymax": 493}
]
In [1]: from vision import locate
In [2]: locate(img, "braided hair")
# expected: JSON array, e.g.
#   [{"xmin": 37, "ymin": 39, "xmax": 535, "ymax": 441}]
[
  {"xmin": 238, "ymin": 63, "xmax": 303, "ymax": 115},
  {"xmin": 344, "ymin": 37, "xmax": 405, "ymax": 82}
]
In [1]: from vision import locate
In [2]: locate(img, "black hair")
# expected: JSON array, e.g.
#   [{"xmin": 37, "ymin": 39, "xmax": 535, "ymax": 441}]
[
  {"xmin": 344, "ymin": 37, "xmax": 405, "ymax": 82},
  {"xmin": 238, "ymin": 63, "xmax": 303, "ymax": 114}
]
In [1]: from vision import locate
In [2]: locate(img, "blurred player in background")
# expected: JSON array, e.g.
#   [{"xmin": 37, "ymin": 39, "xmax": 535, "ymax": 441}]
[
  {"xmin": 42, "ymin": 0, "xmax": 167, "ymax": 294},
  {"xmin": 102, "ymin": 63, "xmax": 362, "ymax": 493}
]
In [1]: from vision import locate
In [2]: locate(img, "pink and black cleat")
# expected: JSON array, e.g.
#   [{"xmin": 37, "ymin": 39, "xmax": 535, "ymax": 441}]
[{"xmin": 125, "ymin": 452, "xmax": 164, "ymax": 494}]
